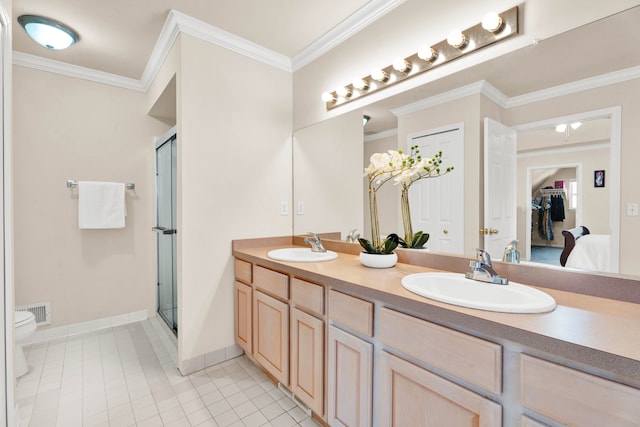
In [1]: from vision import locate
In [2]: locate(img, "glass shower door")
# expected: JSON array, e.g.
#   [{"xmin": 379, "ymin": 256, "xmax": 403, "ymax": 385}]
[{"xmin": 155, "ymin": 132, "xmax": 177, "ymax": 334}]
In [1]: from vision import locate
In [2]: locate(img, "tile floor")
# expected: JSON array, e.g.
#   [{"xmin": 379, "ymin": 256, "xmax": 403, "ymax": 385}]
[{"xmin": 16, "ymin": 319, "xmax": 321, "ymax": 427}]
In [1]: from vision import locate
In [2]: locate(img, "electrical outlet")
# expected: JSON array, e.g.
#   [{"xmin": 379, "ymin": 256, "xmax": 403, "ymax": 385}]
[
  {"xmin": 297, "ymin": 201, "xmax": 305, "ymax": 215},
  {"xmin": 280, "ymin": 201, "xmax": 288, "ymax": 216},
  {"xmin": 627, "ymin": 203, "xmax": 639, "ymax": 216}
]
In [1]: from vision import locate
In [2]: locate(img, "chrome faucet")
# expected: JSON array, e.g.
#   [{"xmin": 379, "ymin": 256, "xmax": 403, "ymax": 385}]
[
  {"xmin": 304, "ymin": 232, "xmax": 327, "ymax": 253},
  {"xmin": 465, "ymin": 249, "xmax": 509, "ymax": 285},
  {"xmin": 346, "ymin": 228, "xmax": 360, "ymax": 243}
]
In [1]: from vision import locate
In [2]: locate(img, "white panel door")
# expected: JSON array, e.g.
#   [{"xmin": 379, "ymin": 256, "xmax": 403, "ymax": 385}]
[
  {"xmin": 483, "ymin": 118, "xmax": 517, "ymax": 256},
  {"xmin": 408, "ymin": 124, "xmax": 464, "ymax": 254}
]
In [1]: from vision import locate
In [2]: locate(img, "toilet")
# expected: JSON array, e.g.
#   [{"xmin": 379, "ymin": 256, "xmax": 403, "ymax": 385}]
[{"xmin": 14, "ymin": 311, "xmax": 37, "ymax": 378}]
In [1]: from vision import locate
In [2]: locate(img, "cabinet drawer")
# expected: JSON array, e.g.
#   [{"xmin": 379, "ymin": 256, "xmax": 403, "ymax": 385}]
[
  {"xmin": 234, "ymin": 259, "xmax": 252, "ymax": 284},
  {"xmin": 328, "ymin": 290, "xmax": 373, "ymax": 337},
  {"xmin": 521, "ymin": 354, "xmax": 640, "ymax": 427},
  {"xmin": 254, "ymin": 265, "xmax": 289, "ymax": 300},
  {"xmin": 379, "ymin": 307, "xmax": 502, "ymax": 394},
  {"xmin": 291, "ymin": 278, "xmax": 324, "ymax": 316}
]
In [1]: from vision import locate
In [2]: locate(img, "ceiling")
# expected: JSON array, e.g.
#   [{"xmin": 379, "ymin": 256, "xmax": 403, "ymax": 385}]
[{"xmin": 12, "ymin": 0, "xmax": 377, "ymax": 79}]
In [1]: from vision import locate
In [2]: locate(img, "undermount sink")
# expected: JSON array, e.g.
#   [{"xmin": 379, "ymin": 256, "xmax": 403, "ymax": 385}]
[
  {"xmin": 401, "ymin": 272, "xmax": 556, "ymax": 313},
  {"xmin": 267, "ymin": 248, "xmax": 338, "ymax": 262}
]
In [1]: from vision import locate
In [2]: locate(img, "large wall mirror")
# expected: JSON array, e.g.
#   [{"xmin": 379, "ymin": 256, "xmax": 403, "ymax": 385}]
[{"xmin": 292, "ymin": 6, "xmax": 640, "ymax": 278}]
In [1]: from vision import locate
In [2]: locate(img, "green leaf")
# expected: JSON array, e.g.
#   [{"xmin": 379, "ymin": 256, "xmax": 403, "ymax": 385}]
[
  {"xmin": 358, "ymin": 238, "xmax": 377, "ymax": 254},
  {"xmin": 412, "ymin": 231, "xmax": 430, "ymax": 249},
  {"xmin": 381, "ymin": 233, "xmax": 399, "ymax": 254}
]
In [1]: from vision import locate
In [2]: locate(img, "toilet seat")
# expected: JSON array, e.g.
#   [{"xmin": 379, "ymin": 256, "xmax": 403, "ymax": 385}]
[{"xmin": 15, "ymin": 310, "xmax": 35, "ymax": 327}]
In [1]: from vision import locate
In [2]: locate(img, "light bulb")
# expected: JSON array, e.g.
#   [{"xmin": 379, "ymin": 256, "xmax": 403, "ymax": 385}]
[
  {"xmin": 447, "ymin": 30, "xmax": 467, "ymax": 49},
  {"xmin": 352, "ymin": 78, "xmax": 370, "ymax": 90},
  {"xmin": 570, "ymin": 122, "xmax": 582, "ymax": 130},
  {"xmin": 482, "ymin": 12, "xmax": 503, "ymax": 33},
  {"xmin": 322, "ymin": 92, "xmax": 336, "ymax": 103},
  {"xmin": 371, "ymin": 69, "xmax": 389, "ymax": 82},
  {"xmin": 555, "ymin": 124, "xmax": 567, "ymax": 133},
  {"xmin": 392, "ymin": 57, "xmax": 411, "ymax": 73},
  {"xmin": 336, "ymin": 86, "xmax": 352, "ymax": 98},
  {"xmin": 417, "ymin": 46, "xmax": 437, "ymax": 62}
]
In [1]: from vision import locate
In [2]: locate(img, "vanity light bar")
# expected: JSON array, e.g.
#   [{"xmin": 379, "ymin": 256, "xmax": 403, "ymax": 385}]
[{"xmin": 323, "ymin": 6, "xmax": 519, "ymax": 110}]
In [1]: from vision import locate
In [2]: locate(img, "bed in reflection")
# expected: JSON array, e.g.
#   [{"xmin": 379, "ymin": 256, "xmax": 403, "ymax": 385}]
[{"xmin": 560, "ymin": 226, "xmax": 611, "ymax": 272}]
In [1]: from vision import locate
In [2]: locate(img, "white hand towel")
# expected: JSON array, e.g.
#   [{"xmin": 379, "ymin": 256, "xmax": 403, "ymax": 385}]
[{"xmin": 78, "ymin": 181, "xmax": 126, "ymax": 229}]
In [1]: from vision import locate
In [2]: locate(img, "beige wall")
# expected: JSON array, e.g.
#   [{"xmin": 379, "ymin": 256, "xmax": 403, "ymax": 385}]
[
  {"xmin": 293, "ymin": 111, "xmax": 363, "ymax": 237},
  {"xmin": 176, "ymin": 35, "xmax": 292, "ymax": 368},
  {"xmin": 292, "ymin": 0, "xmax": 638, "ymax": 130},
  {"xmin": 12, "ymin": 66, "xmax": 169, "ymax": 326}
]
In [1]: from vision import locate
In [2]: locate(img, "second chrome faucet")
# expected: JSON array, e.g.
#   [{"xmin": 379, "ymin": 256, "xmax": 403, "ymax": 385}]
[{"xmin": 465, "ymin": 248, "xmax": 508, "ymax": 285}]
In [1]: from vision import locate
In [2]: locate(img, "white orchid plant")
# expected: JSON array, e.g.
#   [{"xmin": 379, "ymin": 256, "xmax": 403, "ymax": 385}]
[
  {"xmin": 360, "ymin": 147, "xmax": 453, "ymax": 254},
  {"xmin": 359, "ymin": 150, "xmax": 408, "ymax": 254},
  {"xmin": 394, "ymin": 146, "xmax": 453, "ymax": 248}
]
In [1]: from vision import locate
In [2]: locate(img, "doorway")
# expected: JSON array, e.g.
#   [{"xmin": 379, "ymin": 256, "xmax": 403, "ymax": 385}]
[
  {"xmin": 155, "ymin": 129, "xmax": 177, "ymax": 334},
  {"xmin": 407, "ymin": 124, "xmax": 464, "ymax": 254}
]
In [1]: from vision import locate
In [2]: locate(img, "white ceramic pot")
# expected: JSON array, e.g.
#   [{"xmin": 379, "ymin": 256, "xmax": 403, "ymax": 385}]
[{"xmin": 359, "ymin": 252, "xmax": 398, "ymax": 268}]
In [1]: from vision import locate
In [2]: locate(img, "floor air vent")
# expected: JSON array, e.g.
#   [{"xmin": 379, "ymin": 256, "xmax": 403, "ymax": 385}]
[{"xmin": 16, "ymin": 302, "xmax": 51, "ymax": 325}]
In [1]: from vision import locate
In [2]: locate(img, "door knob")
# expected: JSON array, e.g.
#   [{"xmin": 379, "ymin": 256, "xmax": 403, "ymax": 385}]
[
  {"xmin": 443, "ymin": 229, "xmax": 449, "ymax": 234},
  {"xmin": 480, "ymin": 228, "xmax": 499, "ymax": 235}
]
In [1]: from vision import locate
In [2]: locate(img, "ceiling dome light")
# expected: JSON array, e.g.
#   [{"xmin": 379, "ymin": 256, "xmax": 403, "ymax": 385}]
[
  {"xmin": 482, "ymin": 12, "xmax": 503, "ymax": 33},
  {"xmin": 447, "ymin": 30, "xmax": 467, "ymax": 49},
  {"xmin": 555, "ymin": 124, "xmax": 567, "ymax": 133},
  {"xmin": 18, "ymin": 15, "xmax": 79, "ymax": 50}
]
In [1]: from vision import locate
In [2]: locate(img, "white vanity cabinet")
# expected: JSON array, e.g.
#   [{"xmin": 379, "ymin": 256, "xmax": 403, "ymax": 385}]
[
  {"xmin": 327, "ymin": 290, "xmax": 374, "ymax": 427},
  {"xmin": 378, "ymin": 307, "xmax": 502, "ymax": 427}
]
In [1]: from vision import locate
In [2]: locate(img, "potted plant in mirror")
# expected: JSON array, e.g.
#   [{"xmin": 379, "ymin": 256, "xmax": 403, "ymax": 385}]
[
  {"xmin": 394, "ymin": 146, "xmax": 454, "ymax": 249},
  {"xmin": 358, "ymin": 150, "xmax": 408, "ymax": 268}
]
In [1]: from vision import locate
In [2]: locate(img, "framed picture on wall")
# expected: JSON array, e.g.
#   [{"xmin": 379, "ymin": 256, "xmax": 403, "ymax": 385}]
[{"xmin": 594, "ymin": 170, "xmax": 605, "ymax": 188}]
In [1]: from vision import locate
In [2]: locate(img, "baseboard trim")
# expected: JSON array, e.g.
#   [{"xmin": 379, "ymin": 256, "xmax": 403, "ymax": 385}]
[
  {"xmin": 178, "ymin": 343, "xmax": 244, "ymax": 376},
  {"xmin": 24, "ymin": 310, "xmax": 148, "ymax": 344}
]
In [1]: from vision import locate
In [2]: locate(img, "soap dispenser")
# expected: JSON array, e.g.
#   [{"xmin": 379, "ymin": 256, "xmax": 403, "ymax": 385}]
[{"xmin": 502, "ymin": 240, "xmax": 521, "ymax": 263}]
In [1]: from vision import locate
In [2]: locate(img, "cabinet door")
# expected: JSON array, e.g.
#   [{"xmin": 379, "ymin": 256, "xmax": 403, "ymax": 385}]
[
  {"xmin": 328, "ymin": 325, "xmax": 372, "ymax": 427},
  {"xmin": 253, "ymin": 290, "xmax": 289, "ymax": 385},
  {"xmin": 234, "ymin": 281, "xmax": 252, "ymax": 354},
  {"xmin": 291, "ymin": 307, "xmax": 324, "ymax": 415},
  {"xmin": 379, "ymin": 351, "xmax": 501, "ymax": 427}
]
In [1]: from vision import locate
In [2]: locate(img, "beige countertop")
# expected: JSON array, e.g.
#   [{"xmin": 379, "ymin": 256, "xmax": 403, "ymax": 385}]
[{"xmin": 233, "ymin": 239, "xmax": 640, "ymax": 386}]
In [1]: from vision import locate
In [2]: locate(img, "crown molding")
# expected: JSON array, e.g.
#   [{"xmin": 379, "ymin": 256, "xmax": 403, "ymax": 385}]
[
  {"xmin": 506, "ymin": 65, "xmax": 640, "ymax": 108},
  {"xmin": 13, "ymin": 51, "xmax": 145, "ymax": 91},
  {"xmin": 391, "ymin": 66, "xmax": 640, "ymax": 118},
  {"xmin": 168, "ymin": 10, "xmax": 292, "ymax": 73},
  {"xmin": 364, "ymin": 128, "xmax": 397, "ymax": 142},
  {"xmin": 391, "ymin": 80, "xmax": 507, "ymax": 117},
  {"xmin": 291, "ymin": 0, "xmax": 407, "ymax": 71}
]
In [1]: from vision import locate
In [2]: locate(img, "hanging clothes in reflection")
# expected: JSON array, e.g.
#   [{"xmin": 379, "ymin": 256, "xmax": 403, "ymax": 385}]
[
  {"xmin": 550, "ymin": 194, "xmax": 565, "ymax": 221},
  {"xmin": 537, "ymin": 196, "xmax": 554, "ymax": 240}
]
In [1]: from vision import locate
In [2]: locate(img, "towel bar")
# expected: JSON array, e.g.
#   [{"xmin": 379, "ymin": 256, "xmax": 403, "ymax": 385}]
[{"xmin": 67, "ymin": 179, "xmax": 135, "ymax": 190}]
